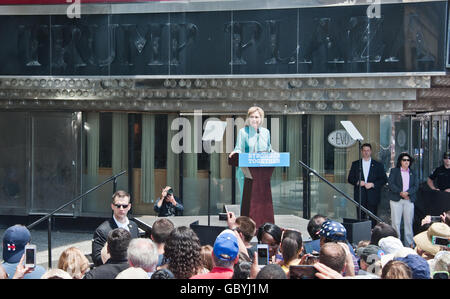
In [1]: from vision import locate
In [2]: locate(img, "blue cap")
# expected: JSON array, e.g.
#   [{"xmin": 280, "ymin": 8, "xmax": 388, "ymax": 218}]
[
  {"xmin": 318, "ymin": 220, "xmax": 347, "ymax": 242},
  {"xmin": 394, "ymin": 254, "xmax": 430, "ymax": 279},
  {"xmin": 213, "ymin": 230, "xmax": 239, "ymax": 261},
  {"xmin": 2, "ymin": 225, "xmax": 31, "ymax": 263}
]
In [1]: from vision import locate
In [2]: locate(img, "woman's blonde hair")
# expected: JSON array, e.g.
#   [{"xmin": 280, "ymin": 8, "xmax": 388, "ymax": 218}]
[
  {"xmin": 200, "ymin": 245, "xmax": 214, "ymax": 271},
  {"xmin": 57, "ymin": 247, "xmax": 90, "ymax": 279},
  {"xmin": 246, "ymin": 106, "xmax": 264, "ymax": 126},
  {"xmin": 381, "ymin": 260, "xmax": 412, "ymax": 279}
]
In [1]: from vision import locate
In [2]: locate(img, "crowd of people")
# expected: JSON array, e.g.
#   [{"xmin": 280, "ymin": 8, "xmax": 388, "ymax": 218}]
[{"xmin": 0, "ymin": 188, "xmax": 448, "ymax": 279}]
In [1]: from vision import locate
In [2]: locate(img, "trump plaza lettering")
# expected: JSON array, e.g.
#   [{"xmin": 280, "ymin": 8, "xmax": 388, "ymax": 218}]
[{"xmin": 3, "ymin": 1, "xmax": 445, "ymax": 76}]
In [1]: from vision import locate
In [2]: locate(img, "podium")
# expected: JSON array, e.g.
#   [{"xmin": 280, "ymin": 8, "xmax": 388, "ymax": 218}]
[{"xmin": 228, "ymin": 152, "xmax": 289, "ymax": 228}]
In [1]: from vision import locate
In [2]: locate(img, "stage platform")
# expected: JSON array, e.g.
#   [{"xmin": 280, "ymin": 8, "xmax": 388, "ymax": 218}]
[{"xmin": 133, "ymin": 214, "xmax": 312, "ymax": 245}]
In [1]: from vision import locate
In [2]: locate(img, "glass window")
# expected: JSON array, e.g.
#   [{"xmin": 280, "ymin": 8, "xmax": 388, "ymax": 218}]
[
  {"xmin": 309, "ymin": 114, "xmax": 382, "ymax": 222},
  {"xmin": 0, "ymin": 112, "xmax": 28, "ymax": 212}
]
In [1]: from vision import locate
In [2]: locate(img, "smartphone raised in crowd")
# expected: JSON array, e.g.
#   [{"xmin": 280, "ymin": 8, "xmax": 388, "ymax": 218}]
[
  {"xmin": 430, "ymin": 216, "xmax": 442, "ymax": 223},
  {"xmin": 431, "ymin": 236, "xmax": 450, "ymax": 247},
  {"xmin": 24, "ymin": 244, "xmax": 36, "ymax": 268},
  {"xmin": 257, "ymin": 244, "xmax": 269, "ymax": 267}
]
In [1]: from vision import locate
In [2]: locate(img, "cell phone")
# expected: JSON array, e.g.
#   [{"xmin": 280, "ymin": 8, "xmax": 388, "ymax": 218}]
[
  {"xmin": 430, "ymin": 216, "xmax": 442, "ymax": 223},
  {"xmin": 289, "ymin": 265, "xmax": 318, "ymax": 279},
  {"xmin": 432, "ymin": 271, "xmax": 449, "ymax": 279},
  {"xmin": 219, "ymin": 213, "xmax": 228, "ymax": 221},
  {"xmin": 24, "ymin": 244, "xmax": 36, "ymax": 268},
  {"xmin": 431, "ymin": 236, "xmax": 450, "ymax": 247},
  {"xmin": 257, "ymin": 244, "xmax": 269, "ymax": 267}
]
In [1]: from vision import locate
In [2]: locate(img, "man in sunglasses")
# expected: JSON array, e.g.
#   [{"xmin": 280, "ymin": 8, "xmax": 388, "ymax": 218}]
[
  {"xmin": 427, "ymin": 151, "xmax": 450, "ymax": 192},
  {"xmin": 91, "ymin": 190, "xmax": 140, "ymax": 267},
  {"xmin": 348, "ymin": 143, "xmax": 387, "ymax": 228}
]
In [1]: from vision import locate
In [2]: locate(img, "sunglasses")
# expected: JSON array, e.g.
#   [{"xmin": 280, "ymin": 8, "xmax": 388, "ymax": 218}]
[
  {"xmin": 113, "ymin": 204, "xmax": 129, "ymax": 209},
  {"xmin": 402, "ymin": 159, "xmax": 410, "ymax": 162}
]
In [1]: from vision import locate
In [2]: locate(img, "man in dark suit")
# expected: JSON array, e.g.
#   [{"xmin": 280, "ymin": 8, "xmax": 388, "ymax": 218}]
[
  {"xmin": 84, "ymin": 228, "xmax": 131, "ymax": 279},
  {"xmin": 348, "ymin": 143, "xmax": 387, "ymax": 227},
  {"xmin": 91, "ymin": 190, "xmax": 140, "ymax": 266}
]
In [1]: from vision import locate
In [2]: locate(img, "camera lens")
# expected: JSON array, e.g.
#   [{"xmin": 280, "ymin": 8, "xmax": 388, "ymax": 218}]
[{"xmin": 167, "ymin": 189, "xmax": 173, "ymax": 195}]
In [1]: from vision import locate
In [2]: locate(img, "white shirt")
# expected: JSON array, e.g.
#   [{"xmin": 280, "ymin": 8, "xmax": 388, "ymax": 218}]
[
  {"xmin": 113, "ymin": 215, "xmax": 130, "ymax": 231},
  {"xmin": 362, "ymin": 159, "xmax": 371, "ymax": 183}
]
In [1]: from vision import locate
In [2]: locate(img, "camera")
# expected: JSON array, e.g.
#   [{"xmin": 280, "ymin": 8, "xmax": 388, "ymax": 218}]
[
  {"xmin": 25, "ymin": 244, "xmax": 36, "ymax": 268},
  {"xmin": 164, "ymin": 188, "xmax": 174, "ymax": 200}
]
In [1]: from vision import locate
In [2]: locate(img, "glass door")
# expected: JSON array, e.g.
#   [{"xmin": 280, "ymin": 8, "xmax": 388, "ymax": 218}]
[
  {"xmin": 412, "ymin": 114, "xmax": 450, "ymax": 181},
  {"xmin": 30, "ymin": 112, "xmax": 80, "ymax": 215}
]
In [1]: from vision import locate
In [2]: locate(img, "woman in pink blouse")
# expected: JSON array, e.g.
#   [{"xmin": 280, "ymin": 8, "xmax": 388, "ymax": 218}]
[{"xmin": 387, "ymin": 153, "xmax": 418, "ymax": 247}]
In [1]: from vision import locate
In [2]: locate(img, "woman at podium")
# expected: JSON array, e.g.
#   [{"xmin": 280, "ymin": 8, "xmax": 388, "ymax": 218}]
[
  {"xmin": 229, "ymin": 106, "xmax": 272, "ymax": 203},
  {"xmin": 229, "ymin": 106, "xmax": 272, "ymax": 157}
]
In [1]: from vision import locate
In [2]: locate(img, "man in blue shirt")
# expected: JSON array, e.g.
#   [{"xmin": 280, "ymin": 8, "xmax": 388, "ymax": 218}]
[{"xmin": 154, "ymin": 186, "xmax": 184, "ymax": 217}]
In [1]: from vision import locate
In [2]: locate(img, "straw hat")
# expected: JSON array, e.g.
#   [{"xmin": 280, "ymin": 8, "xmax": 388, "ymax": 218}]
[{"xmin": 413, "ymin": 223, "xmax": 450, "ymax": 257}]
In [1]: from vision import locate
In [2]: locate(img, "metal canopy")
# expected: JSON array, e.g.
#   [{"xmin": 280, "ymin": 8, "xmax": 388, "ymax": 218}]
[{"xmin": 0, "ymin": 75, "xmax": 434, "ymax": 114}]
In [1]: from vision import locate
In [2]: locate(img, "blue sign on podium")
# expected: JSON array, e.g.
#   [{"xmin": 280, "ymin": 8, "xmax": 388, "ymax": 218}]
[{"xmin": 239, "ymin": 152, "xmax": 290, "ymax": 167}]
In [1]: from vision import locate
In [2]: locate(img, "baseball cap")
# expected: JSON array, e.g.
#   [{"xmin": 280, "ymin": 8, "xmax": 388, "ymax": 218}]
[
  {"xmin": 356, "ymin": 245, "xmax": 384, "ymax": 265},
  {"xmin": 318, "ymin": 220, "xmax": 347, "ymax": 242},
  {"xmin": 213, "ymin": 229, "xmax": 239, "ymax": 261},
  {"xmin": 443, "ymin": 151, "xmax": 450, "ymax": 159},
  {"xmin": 394, "ymin": 254, "xmax": 430, "ymax": 279},
  {"xmin": 2, "ymin": 225, "xmax": 31, "ymax": 263}
]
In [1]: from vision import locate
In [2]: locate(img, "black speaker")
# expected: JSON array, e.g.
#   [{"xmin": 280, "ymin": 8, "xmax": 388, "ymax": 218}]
[
  {"xmin": 190, "ymin": 221, "xmax": 227, "ymax": 246},
  {"xmin": 342, "ymin": 218, "xmax": 372, "ymax": 245}
]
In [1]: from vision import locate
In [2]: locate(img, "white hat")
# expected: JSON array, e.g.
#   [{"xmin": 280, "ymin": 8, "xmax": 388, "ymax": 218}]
[
  {"xmin": 378, "ymin": 236, "xmax": 404, "ymax": 255},
  {"xmin": 430, "ymin": 251, "xmax": 450, "ymax": 273}
]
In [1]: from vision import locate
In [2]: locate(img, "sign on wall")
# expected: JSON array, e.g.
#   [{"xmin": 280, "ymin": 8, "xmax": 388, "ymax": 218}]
[
  {"xmin": 327, "ymin": 129, "xmax": 356, "ymax": 148},
  {"xmin": 0, "ymin": 1, "xmax": 446, "ymax": 76}
]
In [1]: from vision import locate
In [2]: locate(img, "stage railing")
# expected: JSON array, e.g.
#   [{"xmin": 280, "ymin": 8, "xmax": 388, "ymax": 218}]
[
  {"xmin": 27, "ymin": 170, "xmax": 127, "ymax": 268},
  {"xmin": 298, "ymin": 160, "xmax": 382, "ymax": 223}
]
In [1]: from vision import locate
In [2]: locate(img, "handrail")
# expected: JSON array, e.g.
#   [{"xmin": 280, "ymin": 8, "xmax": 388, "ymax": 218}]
[
  {"xmin": 298, "ymin": 160, "xmax": 382, "ymax": 223},
  {"xmin": 26, "ymin": 170, "xmax": 127, "ymax": 268}
]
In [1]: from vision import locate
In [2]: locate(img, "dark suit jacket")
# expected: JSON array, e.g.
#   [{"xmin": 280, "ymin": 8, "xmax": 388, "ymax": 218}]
[
  {"xmin": 348, "ymin": 159, "xmax": 387, "ymax": 206},
  {"xmin": 83, "ymin": 258, "xmax": 130, "ymax": 279},
  {"xmin": 92, "ymin": 218, "xmax": 140, "ymax": 267},
  {"xmin": 387, "ymin": 167, "xmax": 419, "ymax": 203}
]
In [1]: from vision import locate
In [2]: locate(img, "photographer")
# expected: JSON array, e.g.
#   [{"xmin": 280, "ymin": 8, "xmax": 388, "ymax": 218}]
[
  {"xmin": 154, "ymin": 186, "xmax": 183, "ymax": 217},
  {"xmin": 420, "ymin": 211, "xmax": 450, "ymax": 231}
]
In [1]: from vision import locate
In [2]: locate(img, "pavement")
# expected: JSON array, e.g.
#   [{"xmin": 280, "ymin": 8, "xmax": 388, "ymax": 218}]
[{"xmin": 0, "ymin": 228, "xmax": 93, "ymax": 270}]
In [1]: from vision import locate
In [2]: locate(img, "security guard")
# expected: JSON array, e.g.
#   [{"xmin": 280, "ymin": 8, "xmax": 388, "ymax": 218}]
[{"xmin": 427, "ymin": 151, "xmax": 450, "ymax": 192}]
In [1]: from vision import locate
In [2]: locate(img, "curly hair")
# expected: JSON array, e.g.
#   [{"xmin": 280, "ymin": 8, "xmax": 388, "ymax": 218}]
[{"xmin": 164, "ymin": 226, "xmax": 203, "ymax": 279}]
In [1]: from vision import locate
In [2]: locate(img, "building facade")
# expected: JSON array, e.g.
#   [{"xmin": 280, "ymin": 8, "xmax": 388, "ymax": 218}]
[{"xmin": 0, "ymin": 0, "xmax": 448, "ymax": 223}]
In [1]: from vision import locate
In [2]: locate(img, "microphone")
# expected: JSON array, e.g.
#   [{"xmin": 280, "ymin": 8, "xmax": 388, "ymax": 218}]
[{"xmin": 257, "ymin": 128, "xmax": 260, "ymax": 134}]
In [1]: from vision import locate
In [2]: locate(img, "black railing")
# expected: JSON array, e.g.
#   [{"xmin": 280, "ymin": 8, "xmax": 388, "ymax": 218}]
[
  {"xmin": 298, "ymin": 160, "xmax": 382, "ymax": 223},
  {"xmin": 27, "ymin": 170, "xmax": 127, "ymax": 268}
]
